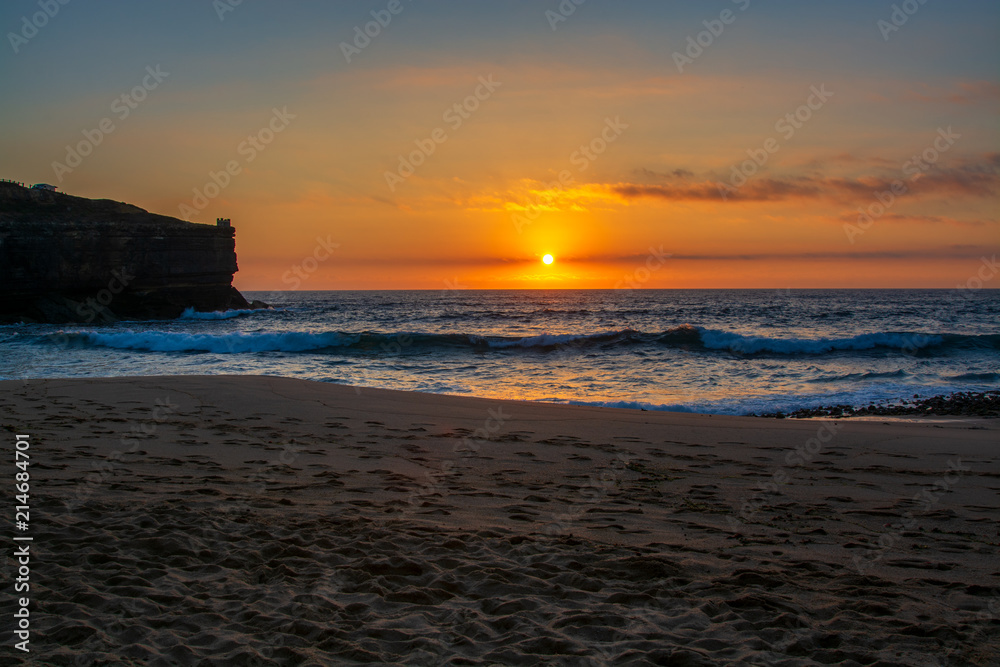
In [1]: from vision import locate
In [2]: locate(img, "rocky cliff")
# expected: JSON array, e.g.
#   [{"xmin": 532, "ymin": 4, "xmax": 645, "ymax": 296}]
[{"xmin": 0, "ymin": 182, "xmax": 266, "ymax": 323}]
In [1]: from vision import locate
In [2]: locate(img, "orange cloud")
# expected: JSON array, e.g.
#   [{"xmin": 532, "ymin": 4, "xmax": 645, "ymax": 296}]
[
  {"xmin": 610, "ymin": 153, "xmax": 1000, "ymax": 203},
  {"xmin": 902, "ymin": 80, "xmax": 1000, "ymax": 106},
  {"xmin": 834, "ymin": 213, "xmax": 997, "ymax": 228}
]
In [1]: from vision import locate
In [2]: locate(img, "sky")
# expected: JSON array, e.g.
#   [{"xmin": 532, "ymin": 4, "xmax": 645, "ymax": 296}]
[{"xmin": 1, "ymin": 0, "xmax": 997, "ymax": 289}]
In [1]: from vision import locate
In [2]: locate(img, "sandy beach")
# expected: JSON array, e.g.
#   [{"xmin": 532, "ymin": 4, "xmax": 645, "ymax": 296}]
[{"xmin": 2, "ymin": 375, "xmax": 998, "ymax": 665}]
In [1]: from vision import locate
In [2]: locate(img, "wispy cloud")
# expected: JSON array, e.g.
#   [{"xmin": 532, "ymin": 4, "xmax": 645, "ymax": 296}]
[
  {"xmin": 834, "ymin": 213, "xmax": 997, "ymax": 228},
  {"xmin": 610, "ymin": 154, "xmax": 1000, "ymax": 203},
  {"xmin": 902, "ymin": 80, "xmax": 1000, "ymax": 106},
  {"xmin": 331, "ymin": 246, "xmax": 997, "ymax": 266}
]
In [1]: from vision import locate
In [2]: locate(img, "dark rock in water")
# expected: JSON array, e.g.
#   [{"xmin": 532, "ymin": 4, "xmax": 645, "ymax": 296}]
[
  {"xmin": 0, "ymin": 181, "xmax": 268, "ymax": 323},
  {"xmin": 751, "ymin": 391, "xmax": 1000, "ymax": 419}
]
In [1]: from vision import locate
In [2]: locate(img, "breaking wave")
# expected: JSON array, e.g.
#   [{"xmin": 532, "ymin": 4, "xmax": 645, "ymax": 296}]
[
  {"xmin": 47, "ymin": 326, "xmax": 999, "ymax": 357},
  {"xmin": 178, "ymin": 307, "xmax": 260, "ymax": 320}
]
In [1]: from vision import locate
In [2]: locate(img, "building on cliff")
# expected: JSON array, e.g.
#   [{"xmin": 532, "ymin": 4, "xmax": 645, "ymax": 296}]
[{"xmin": 0, "ymin": 180, "xmax": 267, "ymax": 323}]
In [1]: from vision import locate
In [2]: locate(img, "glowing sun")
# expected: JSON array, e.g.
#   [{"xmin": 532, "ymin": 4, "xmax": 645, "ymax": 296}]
[{"xmin": 542, "ymin": 254, "xmax": 554, "ymax": 265}]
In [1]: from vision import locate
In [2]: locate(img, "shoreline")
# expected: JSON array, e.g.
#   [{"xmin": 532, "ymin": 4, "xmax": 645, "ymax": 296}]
[
  {"xmin": 3, "ymin": 375, "xmax": 998, "ymax": 664},
  {"xmin": 6, "ymin": 368, "xmax": 999, "ymax": 421}
]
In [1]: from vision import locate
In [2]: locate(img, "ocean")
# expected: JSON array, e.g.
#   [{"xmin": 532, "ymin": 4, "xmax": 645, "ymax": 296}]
[{"xmin": 2, "ymin": 289, "xmax": 998, "ymax": 416}]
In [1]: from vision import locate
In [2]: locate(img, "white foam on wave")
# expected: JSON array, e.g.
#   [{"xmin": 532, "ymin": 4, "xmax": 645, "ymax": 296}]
[
  {"xmin": 698, "ymin": 329, "xmax": 943, "ymax": 355},
  {"xmin": 178, "ymin": 307, "xmax": 257, "ymax": 320},
  {"xmin": 69, "ymin": 330, "xmax": 359, "ymax": 353},
  {"xmin": 559, "ymin": 382, "xmax": 989, "ymax": 416}
]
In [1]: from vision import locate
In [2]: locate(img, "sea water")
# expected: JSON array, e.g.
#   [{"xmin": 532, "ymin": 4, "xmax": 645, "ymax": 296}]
[{"xmin": 2, "ymin": 289, "xmax": 997, "ymax": 415}]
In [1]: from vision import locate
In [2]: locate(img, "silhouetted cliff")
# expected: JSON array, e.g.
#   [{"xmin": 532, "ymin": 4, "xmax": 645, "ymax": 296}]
[{"xmin": 0, "ymin": 182, "xmax": 266, "ymax": 323}]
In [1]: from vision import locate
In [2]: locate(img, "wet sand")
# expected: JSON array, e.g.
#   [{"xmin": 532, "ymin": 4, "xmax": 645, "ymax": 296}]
[{"xmin": 2, "ymin": 375, "xmax": 998, "ymax": 665}]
